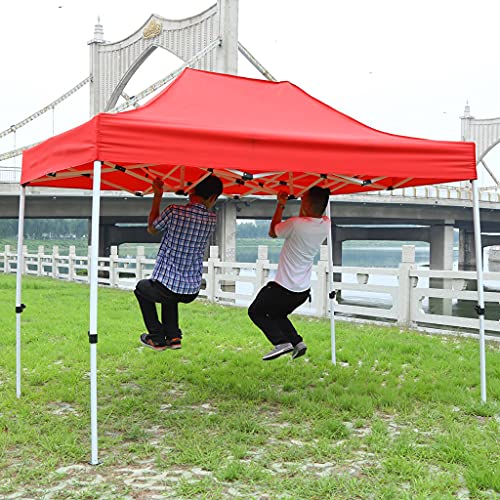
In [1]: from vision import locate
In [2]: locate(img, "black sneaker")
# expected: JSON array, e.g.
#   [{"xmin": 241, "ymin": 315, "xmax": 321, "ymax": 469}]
[
  {"xmin": 262, "ymin": 343, "xmax": 293, "ymax": 361},
  {"xmin": 166, "ymin": 337, "xmax": 182, "ymax": 350},
  {"xmin": 292, "ymin": 341, "xmax": 307, "ymax": 360},
  {"xmin": 140, "ymin": 333, "xmax": 168, "ymax": 351}
]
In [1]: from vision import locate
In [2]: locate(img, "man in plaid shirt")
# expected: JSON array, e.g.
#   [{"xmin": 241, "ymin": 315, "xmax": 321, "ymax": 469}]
[{"xmin": 135, "ymin": 175, "xmax": 223, "ymax": 351}]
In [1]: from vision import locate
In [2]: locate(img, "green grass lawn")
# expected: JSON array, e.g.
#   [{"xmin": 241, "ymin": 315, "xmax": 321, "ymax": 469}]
[{"xmin": 0, "ymin": 274, "xmax": 498, "ymax": 499}]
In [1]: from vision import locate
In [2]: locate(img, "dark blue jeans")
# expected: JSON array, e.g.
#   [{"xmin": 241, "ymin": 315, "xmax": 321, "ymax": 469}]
[
  {"xmin": 248, "ymin": 281, "xmax": 310, "ymax": 346},
  {"xmin": 134, "ymin": 279, "xmax": 198, "ymax": 344}
]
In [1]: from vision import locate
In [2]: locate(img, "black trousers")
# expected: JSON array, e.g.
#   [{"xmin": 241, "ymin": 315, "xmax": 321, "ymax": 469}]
[
  {"xmin": 248, "ymin": 281, "xmax": 310, "ymax": 347},
  {"xmin": 134, "ymin": 279, "xmax": 198, "ymax": 343}
]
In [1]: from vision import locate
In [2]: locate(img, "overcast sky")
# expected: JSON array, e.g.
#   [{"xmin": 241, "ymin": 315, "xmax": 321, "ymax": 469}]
[{"xmin": 2, "ymin": 0, "xmax": 500, "ymax": 183}]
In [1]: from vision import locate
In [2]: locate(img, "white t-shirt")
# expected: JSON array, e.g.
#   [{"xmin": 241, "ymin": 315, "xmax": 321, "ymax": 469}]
[{"xmin": 274, "ymin": 216, "xmax": 330, "ymax": 292}]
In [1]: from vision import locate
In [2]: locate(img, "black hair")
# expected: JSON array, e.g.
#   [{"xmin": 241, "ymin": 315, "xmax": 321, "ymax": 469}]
[
  {"xmin": 194, "ymin": 175, "xmax": 223, "ymax": 200},
  {"xmin": 308, "ymin": 186, "xmax": 330, "ymax": 215}
]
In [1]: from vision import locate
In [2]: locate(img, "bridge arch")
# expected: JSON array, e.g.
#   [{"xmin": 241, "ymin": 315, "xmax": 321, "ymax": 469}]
[
  {"xmin": 105, "ymin": 44, "xmax": 185, "ymax": 111},
  {"xmin": 477, "ymin": 137, "xmax": 500, "ymax": 164}
]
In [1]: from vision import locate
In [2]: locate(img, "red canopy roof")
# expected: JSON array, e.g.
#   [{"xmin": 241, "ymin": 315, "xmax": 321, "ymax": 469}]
[{"xmin": 22, "ymin": 68, "xmax": 476, "ymax": 197}]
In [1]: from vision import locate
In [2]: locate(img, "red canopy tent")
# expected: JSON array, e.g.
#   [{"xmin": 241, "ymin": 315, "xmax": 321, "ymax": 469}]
[
  {"xmin": 22, "ymin": 68, "xmax": 476, "ymax": 195},
  {"xmin": 16, "ymin": 68, "xmax": 486, "ymax": 465}
]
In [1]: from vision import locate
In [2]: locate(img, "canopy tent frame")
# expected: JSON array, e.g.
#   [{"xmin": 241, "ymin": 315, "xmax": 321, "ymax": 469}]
[
  {"xmin": 14, "ymin": 68, "xmax": 487, "ymax": 466},
  {"xmin": 472, "ymin": 180, "xmax": 487, "ymax": 402},
  {"xmin": 14, "ymin": 169, "xmax": 488, "ymax": 465},
  {"xmin": 88, "ymin": 160, "xmax": 102, "ymax": 465},
  {"xmin": 15, "ymin": 186, "xmax": 26, "ymax": 400},
  {"xmin": 325, "ymin": 201, "xmax": 336, "ymax": 365}
]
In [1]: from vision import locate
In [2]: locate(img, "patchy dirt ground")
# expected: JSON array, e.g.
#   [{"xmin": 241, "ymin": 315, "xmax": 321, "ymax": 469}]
[{"xmin": 2, "ymin": 408, "xmax": 492, "ymax": 500}]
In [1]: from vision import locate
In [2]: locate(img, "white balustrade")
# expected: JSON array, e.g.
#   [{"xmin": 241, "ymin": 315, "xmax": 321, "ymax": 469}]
[{"xmin": 2, "ymin": 244, "xmax": 500, "ymax": 337}]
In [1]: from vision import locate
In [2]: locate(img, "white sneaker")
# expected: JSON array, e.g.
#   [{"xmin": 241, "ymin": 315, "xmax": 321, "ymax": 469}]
[{"xmin": 262, "ymin": 343, "xmax": 293, "ymax": 361}]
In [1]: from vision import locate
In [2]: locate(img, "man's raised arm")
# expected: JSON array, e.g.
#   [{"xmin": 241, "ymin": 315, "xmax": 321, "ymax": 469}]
[
  {"xmin": 269, "ymin": 191, "xmax": 288, "ymax": 238},
  {"xmin": 147, "ymin": 178, "xmax": 164, "ymax": 234}
]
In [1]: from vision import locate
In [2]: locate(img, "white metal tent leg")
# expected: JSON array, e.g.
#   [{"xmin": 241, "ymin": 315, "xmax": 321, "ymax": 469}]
[
  {"xmin": 325, "ymin": 200, "xmax": 336, "ymax": 365},
  {"xmin": 89, "ymin": 160, "xmax": 102, "ymax": 464},
  {"xmin": 15, "ymin": 186, "xmax": 26, "ymax": 399},
  {"xmin": 471, "ymin": 180, "xmax": 487, "ymax": 402}
]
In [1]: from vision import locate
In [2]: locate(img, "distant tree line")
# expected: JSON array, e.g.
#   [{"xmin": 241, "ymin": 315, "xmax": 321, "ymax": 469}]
[
  {"xmin": 236, "ymin": 220, "xmax": 270, "ymax": 238},
  {"xmin": 0, "ymin": 219, "xmax": 88, "ymax": 239},
  {"xmin": 1, "ymin": 218, "xmax": 272, "ymax": 240}
]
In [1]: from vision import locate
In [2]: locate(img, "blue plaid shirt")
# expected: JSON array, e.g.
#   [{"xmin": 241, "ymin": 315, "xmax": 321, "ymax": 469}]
[{"xmin": 151, "ymin": 203, "xmax": 217, "ymax": 294}]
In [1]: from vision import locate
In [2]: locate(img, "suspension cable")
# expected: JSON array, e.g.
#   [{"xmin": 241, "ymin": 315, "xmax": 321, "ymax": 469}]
[
  {"xmin": 238, "ymin": 42, "xmax": 277, "ymax": 82},
  {"xmin": 0, "ymin": 142, "xmax": 41, "ymax": 162},
  {"xmin": 0, "ymin": 41, "xmax": 220, "ymax": 159},
  {"xmin": 0, "ymin": 76, "xmax": 91, "ymax": 139}
]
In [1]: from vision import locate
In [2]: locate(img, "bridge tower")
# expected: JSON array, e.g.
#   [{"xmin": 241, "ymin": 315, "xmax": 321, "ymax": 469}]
[
  {"xmin": 461, "ymin": 103, "xmax": 500, "ymax": 187},
  {"xmin": 460, "ymin": 103, "xmax": 500, "ymax": 271},
  {"xmin": 88, "ymin": 0, "xmax": 239, "ymax": 260}
]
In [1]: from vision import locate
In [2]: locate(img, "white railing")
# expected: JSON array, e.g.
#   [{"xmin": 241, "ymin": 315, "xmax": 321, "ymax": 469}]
[
  {"xmin": 0, "ymin": 167, "xmax": 20, "ymax": 183},
  {"xmin": 2, "ymin": 243, "xmax": 500, "ymax": 336},
  {"xmin": 346, "ymin": 184, "xmax": 500, "ymax": 203}
]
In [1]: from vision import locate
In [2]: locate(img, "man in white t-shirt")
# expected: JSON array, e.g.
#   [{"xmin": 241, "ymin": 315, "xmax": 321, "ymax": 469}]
[{"xmin": 248, "ymin": 186, "xmax": 331, "ymax": 360}]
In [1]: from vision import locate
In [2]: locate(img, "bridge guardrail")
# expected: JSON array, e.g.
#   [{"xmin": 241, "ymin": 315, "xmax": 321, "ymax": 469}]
[{"xmin": 0, "ymin": 168, "xmax": 20, "ymax": 184}]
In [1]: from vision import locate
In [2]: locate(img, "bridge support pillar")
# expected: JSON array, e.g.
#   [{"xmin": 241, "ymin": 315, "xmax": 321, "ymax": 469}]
[
  {"xmin": 458, "ymin": 228, "xmax": 476, "ymax": 271},
  {"xmin": 216, "ymin": 0, "xmax": 239, "ymax": 74},
  {"xmin": 457, "ymin": 227, "xmax": 479, "ymax": 314},
  {"xmin": 429, "ymin": 222, "xmax": 454, "ymax": 315},
  {"xmin": 331, "ymin": 226, "xmax": 342, "ymax": 295},
  {"xmin": 212, "ymin": 202, "xmax": 237, "ymax": 294},
  {"xmin": 214, "ymin": 202, "xmax": 237, "ymax": 262},
  {"xmin": 98, "ymin": 223, "xmax": 115, "ymax": 258}
]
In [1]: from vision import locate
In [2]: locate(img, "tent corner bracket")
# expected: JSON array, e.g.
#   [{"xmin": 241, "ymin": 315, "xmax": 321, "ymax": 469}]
[
  {"xmin": 15, "ymin": 304, "xmax": 26, "ymax": 314},
  {"xmin": 475, "ymin": 305, "xmax": 485, "ymax": 316}
]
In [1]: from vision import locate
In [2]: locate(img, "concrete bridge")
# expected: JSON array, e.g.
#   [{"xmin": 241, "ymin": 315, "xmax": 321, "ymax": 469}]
[
  {"xmin": 2, "ymin": 0, "xmax": 500, "ymax": 277},
  {"xmin": 1, "ymin": 183, "xmax": 500, "ymax": 273}
]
